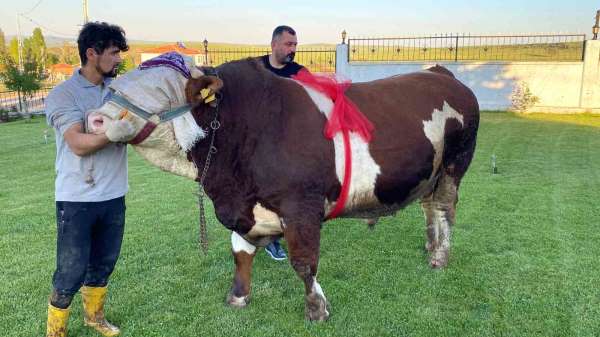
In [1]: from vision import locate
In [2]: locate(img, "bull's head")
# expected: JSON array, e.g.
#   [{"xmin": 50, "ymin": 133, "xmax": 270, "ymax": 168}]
[
  {"xmin": 86, "ymin": 53, "xmax": 209, "ymax": 179},
  {"xmin": 87, "ymin": 59, "xmax": 203, "ymax": 140}
]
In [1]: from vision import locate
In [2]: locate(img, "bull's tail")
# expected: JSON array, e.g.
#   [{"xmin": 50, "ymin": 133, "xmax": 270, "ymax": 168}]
[{"xmin": 426, "ymin": 65, "xmax": 455, "ymax": 78}]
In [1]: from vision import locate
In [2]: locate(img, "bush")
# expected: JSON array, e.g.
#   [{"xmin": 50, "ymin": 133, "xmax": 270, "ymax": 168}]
[
  {"xmin": 511, "ymin": 81, "xmax": 540, "ymax": 112},
  {"xmin": 0, "ymin": 108, "xmax": 8, "ymax": 122}
]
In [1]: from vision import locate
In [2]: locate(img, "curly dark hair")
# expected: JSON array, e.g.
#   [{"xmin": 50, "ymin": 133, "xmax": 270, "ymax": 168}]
[{"xmin": 77, "ymin": 22, "xmax": 129, "ymax": 65}]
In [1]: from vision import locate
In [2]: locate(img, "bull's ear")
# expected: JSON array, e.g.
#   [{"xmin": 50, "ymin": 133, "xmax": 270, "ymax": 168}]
[{"xmin": 185, "ymin": 76, "xmax": 224, "ymax": 105}]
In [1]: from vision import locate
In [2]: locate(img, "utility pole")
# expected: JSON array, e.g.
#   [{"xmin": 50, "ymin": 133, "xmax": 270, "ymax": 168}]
[
  {"xmin": 83, "ymin": 0, "xmax": 89, "ymax": 25},
  {"xmin": 16, "ymin": 13, "xmax": 23, "ymax": 71},
  {"xmin": 593, "ymin": 9, "xmax": 599, "ymax": 40}
]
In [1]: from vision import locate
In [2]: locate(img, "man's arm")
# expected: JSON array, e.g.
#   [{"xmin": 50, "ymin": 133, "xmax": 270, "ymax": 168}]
[
  {"xmin": 46, "ymin": 88, "xmax": 109, "ymax": 156},
  {"xmin": 63, "ymin": 122, "xmax": 110, "ymax": 157}
]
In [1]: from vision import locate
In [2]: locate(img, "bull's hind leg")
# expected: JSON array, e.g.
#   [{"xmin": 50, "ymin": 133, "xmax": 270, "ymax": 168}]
[
  {"xmin": 282, "ymin": 210, "xmax": 329, "ymax": 321},
  {"xmin": 227, "ymin": 232, "xmax": 257, "ymax": 308},
  {"xmin": 420, "ymin": 172, "xmax": 458, "ymax": 268}
]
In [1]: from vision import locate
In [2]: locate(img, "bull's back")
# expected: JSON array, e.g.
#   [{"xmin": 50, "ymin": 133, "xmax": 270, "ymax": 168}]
[{"xmin": 346, "ymin": 70, "xmax": 478, "ymax": 133}]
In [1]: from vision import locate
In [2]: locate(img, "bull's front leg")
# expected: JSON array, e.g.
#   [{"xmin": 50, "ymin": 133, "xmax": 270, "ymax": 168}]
[
  {"xmin": 282, "ymin": 213, "xmax": 329, "ymax": 321},
  {"xmin": 226, "ymin": 232, "xmax": 256, "ymax": 308}
]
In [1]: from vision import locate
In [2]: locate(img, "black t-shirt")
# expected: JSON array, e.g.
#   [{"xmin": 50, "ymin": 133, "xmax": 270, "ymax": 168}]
[{"xmin": 261, "ymin": 55, "xmax": 304, "ymax": 78}]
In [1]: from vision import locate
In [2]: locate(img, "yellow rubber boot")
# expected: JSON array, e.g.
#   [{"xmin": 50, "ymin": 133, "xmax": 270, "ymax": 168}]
[
  {"xmin": 81, "ymin": 286, "xmax": 120, "ymax": 336},
  {"xmin": 46, "ymin": 303, "xmax": 70, "ymax": 337}
]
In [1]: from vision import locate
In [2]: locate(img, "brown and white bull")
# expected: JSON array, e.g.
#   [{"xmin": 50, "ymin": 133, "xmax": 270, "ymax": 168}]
[{"xmin": 89, "ymin": 56, "xmax": 479, "ymax": 321}]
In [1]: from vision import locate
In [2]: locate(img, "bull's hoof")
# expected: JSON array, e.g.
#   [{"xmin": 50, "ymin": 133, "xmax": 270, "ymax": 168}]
[
  {"xmin": 305, "ymin": 293, "xmax": 330, "ymax": 321},
  {"xmin": 226, "ymin": 292, "xmax": 250, "ymax": 308},
  {"xmin": 429, "ymin": 249, "xmax": 449, "ymax": 269},
  {"xmin": 365, "ymin": 218, "xmax": 378, "ymax": 230}
]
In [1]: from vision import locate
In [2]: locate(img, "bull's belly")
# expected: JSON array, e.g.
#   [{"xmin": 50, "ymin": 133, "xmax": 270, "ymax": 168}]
[
  {"xmin": 328, "ymin": 173, "xmax": 438, "ymax": 219},
  {"xmin": 243, "ymin": 174, "xmax": 437, "ymax": 245}
]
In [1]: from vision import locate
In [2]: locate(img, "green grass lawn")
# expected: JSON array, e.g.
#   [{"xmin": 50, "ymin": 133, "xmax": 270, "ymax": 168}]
[{"xmin": 1, "ymin": 112, "xmax": 600, "ymax": 337}]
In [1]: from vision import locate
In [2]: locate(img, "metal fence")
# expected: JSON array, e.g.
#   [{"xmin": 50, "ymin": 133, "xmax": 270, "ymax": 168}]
[
  {"xmin": 205, "ymin": 48, "xmax": 336, "ymax": 73},
  {"xmin": 0, "ymin": 87, "xmax": 52, "ymax": 116},
  {"xmin": 348, "ymin": 34, "xmax": 587, "ymax": 62}
]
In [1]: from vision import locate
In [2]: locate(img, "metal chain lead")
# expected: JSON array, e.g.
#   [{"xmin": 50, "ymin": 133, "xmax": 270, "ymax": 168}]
[
  {"xmin": 197, "ymin": 101, "xmax": 220, "ymax": 254},
  {"xmin": 197, "ymin": 186, "xmax": 208, "ymax": 254}
]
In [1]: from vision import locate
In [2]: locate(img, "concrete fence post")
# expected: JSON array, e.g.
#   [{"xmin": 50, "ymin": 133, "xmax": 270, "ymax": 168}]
[
  {"xmin": 336, "ymin": 43, "xmax": 349, "ymax": 78},
  {"xmin": 580, "ymin": 40, "xmax": 600, "ymax": 110}
]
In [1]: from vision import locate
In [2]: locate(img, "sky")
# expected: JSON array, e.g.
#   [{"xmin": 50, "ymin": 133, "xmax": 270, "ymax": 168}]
[{"xmin": 1, "ymin": 0, "xmax": 598, "ymax": 44}]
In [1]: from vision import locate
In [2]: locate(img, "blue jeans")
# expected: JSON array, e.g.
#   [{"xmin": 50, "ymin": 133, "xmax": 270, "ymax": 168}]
[{"xmin": 52, "ymin": 197, "xmax": 126, "ymax": 298}]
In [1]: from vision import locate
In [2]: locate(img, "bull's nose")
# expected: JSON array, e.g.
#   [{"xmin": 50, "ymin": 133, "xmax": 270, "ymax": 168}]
[
  {"xmin": 91, "ymin": 115, "xmax": 105, "ymax": 128},
  {"xmin": 86, "ymin": 112, "xmax": 110, "ymax": 134}
]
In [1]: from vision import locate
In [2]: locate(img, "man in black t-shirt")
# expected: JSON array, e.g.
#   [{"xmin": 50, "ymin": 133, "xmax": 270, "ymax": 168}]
[
  {"xmin": 262, "ymin": 25, "xmax": 305, "ymax": 261},
  {"xmin": 261, "ymin": 25, "xmax": 304, "ymax": 79}
]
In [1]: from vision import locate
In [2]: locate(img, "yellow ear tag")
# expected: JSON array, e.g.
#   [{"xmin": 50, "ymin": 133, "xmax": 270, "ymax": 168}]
[{"xmin": 200, "ymin": 88, "xmax": 216, "ymax": 104}]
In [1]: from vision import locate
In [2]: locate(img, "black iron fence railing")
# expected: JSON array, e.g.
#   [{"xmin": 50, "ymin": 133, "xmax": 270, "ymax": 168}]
[
  {"xmin": 348, "ymin": 34, "xmax": 586, "ymax": 62},
  {"xmin": 0, "ymin": 87, "xmax": 52, "ymax": 115},
  {"xmin": 204, "ymin": 48, "xmax": 336, "ymax": 73}
]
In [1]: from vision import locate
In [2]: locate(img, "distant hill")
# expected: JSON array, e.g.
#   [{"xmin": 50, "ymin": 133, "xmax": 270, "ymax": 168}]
[
  {"xmin": 5, "ymin": 35, "xmax": 171, "ymax": 47},
  {"xmin": 5, "ymin": 35, "xmax": 75, "ymax": 47},
  {"xmin": 44, "ymin": 36, "xmax": 76, "ymax": 47}
]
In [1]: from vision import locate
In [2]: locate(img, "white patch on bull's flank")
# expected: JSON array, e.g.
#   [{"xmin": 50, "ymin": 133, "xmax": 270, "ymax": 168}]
[
  {"xmin": 422, "ymin": 101, "xmax": 464, "ymax": 177},
  {"xmin": 246, "ymin": 204, "xmax": 283, "ymax": 237},
  {"xmin": 231, "ymin": 232, "xmax": 257, "ymax": 254},
  {"xmin": 298, "ymin": 85, "xmax": 382, "ymax": 214}
]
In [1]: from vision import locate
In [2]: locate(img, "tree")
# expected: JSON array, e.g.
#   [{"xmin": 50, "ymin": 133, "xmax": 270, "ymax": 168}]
[
  {"xmin": 28, "ymin": 28, "xmax": 46, "ymax": 69},
  {"xmin": 9, "ymin": 37, "xmax": 19, "ymax": 63},
  {"xmin": 5, "ymin": 28, "xmax": 47, "ymax": 69},
  {"xmin": 117, "ymin": 55, "xmax": 136, "ymax": 75},
  {"xmin": 59, "ymin": 42, "xmax": 78, "ymax": 65},
  {"xmin": 46, "ymin": 53, "xmax": 60, "ymax": 67},
  {"xmin": 0, "ymin": 27, "xmax": 6, "ymax": 54},
  {"xmin": 0, "ymin": 52, "xmax": 45, "ymax": 112}
]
